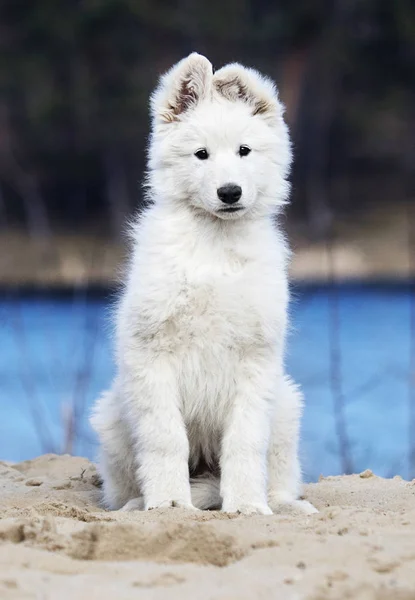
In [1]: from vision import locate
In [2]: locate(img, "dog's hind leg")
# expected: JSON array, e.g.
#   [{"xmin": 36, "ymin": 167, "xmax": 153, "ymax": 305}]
[
  {"xmin": 90, "ymin": 387, "xmax": 140, "ymax": 510},
  {"xmin": 267, "ymin": 376, "xmax": 318, "ymax": 515}
]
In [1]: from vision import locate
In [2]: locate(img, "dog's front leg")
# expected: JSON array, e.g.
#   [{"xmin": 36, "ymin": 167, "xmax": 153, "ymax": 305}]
[
  {"xmin": 220, "ymin": 365, "xmax": 273, "ymax": 515},
  {"xmin": 125, "ymin": 361, "xmax": 195, "ymax": 511}
]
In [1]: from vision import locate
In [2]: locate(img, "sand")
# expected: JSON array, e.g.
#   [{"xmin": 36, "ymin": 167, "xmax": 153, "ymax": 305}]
[{"xmin": 1, "ymin": 455, "xmax": 415, "ymax": 599}]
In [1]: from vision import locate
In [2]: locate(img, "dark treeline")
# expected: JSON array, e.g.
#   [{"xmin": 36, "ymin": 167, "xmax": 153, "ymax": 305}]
[{"xmin": 0, "ymin": 0, "xmax": 413, "ymax": 237}]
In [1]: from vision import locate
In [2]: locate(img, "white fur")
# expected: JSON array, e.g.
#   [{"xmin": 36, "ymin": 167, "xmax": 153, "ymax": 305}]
[{"xmin": 91, "ymin": 53, "xmax": 317, "ymax": 516}]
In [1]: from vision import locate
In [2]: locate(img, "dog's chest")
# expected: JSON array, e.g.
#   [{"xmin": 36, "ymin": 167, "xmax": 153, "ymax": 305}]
[
  {"xmin": 170, "ymin": 251, "xmax": 277, "ymax": 350},
  {"xmin": 172, "ymin": 255, "xmax": 263, "ymax": 430},
  {"xmin": 134, "ymin": 233, "xmax": 287, "ymax": 439}
]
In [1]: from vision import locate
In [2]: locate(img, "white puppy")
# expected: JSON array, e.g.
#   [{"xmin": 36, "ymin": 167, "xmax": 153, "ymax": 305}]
[{"xmin": 91, "ymin": 53, "xmax": 316, "ymax": 516}]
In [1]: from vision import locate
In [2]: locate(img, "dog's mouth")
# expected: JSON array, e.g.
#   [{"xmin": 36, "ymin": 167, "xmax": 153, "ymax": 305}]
[{"xmin": 218, "ymin": 206, "xmax": 244, "ymax": 213}]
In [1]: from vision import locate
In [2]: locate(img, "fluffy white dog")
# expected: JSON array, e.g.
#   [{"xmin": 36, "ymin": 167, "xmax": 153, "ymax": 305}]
[{"xmin": 91, "ymin": 53, "xmax": 316, "ymax": 516}]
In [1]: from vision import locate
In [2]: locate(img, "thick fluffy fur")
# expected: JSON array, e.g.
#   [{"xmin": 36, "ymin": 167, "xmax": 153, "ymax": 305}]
[{"xmin": 91, "ymin": 53, "xmax": 316, "ymax": 515}]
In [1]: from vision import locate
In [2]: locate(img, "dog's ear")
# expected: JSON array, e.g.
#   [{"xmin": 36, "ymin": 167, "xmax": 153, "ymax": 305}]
[
  {"xmin": 213, "ymin": 64, "xmax": 283, "ymax": 125},
  {"xmin": 151, "ymin": 53, "xmax": 213, "ymax": 124}
]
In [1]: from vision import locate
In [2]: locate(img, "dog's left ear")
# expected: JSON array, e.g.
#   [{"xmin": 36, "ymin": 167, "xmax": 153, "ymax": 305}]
[
  {"xmin": 151, "ymin": 53, "xmax": 213, "ymax": 124},
  {"xmin": 213, "ymin": 64, "xmax": 283, "ymax": 125}
]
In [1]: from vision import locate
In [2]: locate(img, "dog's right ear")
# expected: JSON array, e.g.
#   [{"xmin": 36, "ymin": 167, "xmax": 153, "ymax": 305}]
[{"xmin": 151, "ymin": 53, "xmax": 213, "ymax": 124}]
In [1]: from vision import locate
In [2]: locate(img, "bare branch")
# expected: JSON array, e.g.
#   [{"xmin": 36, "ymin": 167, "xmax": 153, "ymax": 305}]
[
  {"xmin": 10, "ymin": 300, "xmax": 56, "ymax": 453},
  {"xmin": 326, "ymin": 234, "xmax": 353, "ymax": 475}
]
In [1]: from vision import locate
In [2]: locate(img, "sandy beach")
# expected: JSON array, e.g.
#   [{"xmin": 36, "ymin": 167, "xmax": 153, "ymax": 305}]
[{"xmin": 1, "ymin": 454, "xmax": 415, "ymax": 599}]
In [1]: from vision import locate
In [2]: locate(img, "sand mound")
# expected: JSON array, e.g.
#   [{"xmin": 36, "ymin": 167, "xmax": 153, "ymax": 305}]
[{"xmin": 1, "ymin": 455, "xmax": 415, "ymax": 599}]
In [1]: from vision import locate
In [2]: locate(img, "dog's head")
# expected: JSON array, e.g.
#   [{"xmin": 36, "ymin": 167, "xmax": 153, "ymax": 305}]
[{"xmin": 148, "ymin": 53, "xmax": 292, "ymax": 220}]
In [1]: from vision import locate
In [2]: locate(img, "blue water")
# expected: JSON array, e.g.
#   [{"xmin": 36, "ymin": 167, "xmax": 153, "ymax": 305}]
[{"xmin": 0, "ymin": 284, "xmax": 413, "ymax": 481}]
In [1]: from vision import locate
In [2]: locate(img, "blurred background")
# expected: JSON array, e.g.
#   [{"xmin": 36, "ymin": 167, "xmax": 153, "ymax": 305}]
[{"xmin": 0, "ymin": 0, "xmax": 414, "ymax": 481}]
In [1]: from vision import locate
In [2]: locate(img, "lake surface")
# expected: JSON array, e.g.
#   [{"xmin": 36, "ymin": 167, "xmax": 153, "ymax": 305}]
[{"xmin": 1, "ymin": 283, "xmax": 413, "ymax": 481}]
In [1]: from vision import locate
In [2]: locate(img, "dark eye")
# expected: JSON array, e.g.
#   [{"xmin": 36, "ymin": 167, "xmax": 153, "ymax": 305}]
[
  {"xmin": 195, "ymin": 148, "xmax": 209, "ymax": 160},
  {"xmin": 239, "ymin": 145, "xmax": 251, "ymax": 157}
]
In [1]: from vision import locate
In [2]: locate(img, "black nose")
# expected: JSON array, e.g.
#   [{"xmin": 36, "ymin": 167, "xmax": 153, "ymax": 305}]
[{"xmin": 217, "ymin": 184, "xmax": 242, "ymax": 204}]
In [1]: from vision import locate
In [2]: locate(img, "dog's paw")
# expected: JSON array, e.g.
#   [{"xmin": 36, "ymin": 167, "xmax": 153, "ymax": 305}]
[
  {"xmin": 295, "ymin": 499, "xmax": 319, "ymax": 514},
  {"xmin": 145, "ymin": 499, "xmax": 199, "ymax": 511},
  {"xmin": 269, "ymin": 492, "xmax": 318, "ymax": 515},
  {"xmin": 222, "ymin": 502, "xmax": 273, "ymax": 516},
  {"xmin": 120, "ymin": 497, "xmax": 145, "ymax": 511}
]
